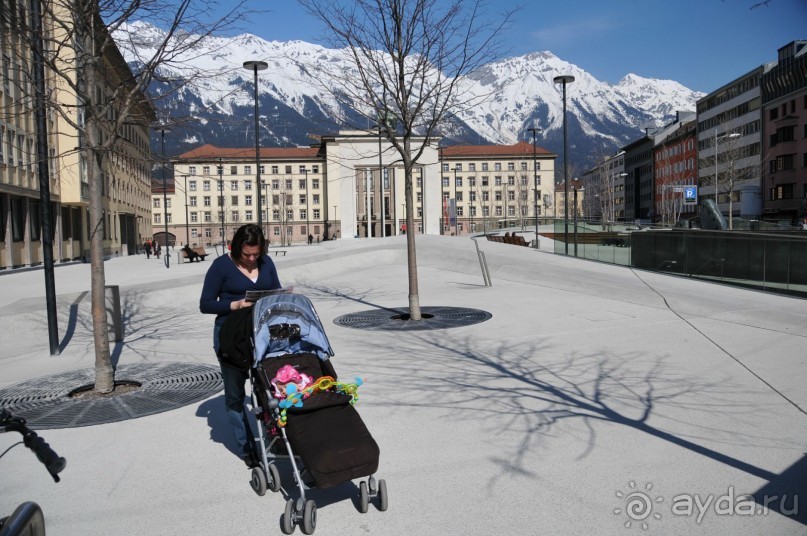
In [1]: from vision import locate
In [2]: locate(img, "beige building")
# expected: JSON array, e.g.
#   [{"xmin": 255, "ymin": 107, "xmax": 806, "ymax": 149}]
[
  {"xmin": 0, "ymin": 2, "xmax": 153, "ymax": 268},
  {"xmin": 440, "ymin": 142, "xmax": 557, "ymax": 234},
  {"xmin": 161, "ymin": 135, "xmax": 557, "ymax": 246}
]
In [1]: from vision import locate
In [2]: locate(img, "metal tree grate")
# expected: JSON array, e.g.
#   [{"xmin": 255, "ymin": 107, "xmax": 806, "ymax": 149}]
[
  {"xmin": 0, "ymin": 362, "xmax": 222, "ymax": 430},
  {"xmin": 333, "ymin": 306, "xmax": 492, "ymax": 331}
]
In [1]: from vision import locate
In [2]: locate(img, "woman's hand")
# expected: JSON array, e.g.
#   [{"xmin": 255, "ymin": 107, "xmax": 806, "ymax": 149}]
[{"xmin": 230, "ymin": 299, "xmax": 253, "ymax": 311}]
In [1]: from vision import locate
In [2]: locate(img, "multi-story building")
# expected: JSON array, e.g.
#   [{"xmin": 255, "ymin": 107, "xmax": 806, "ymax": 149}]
[
  {"xmin": 696, "ymin": 67, "xmax": 764, "ymax": 224},
  {"xmin": 622, "ymin": 134, "xmax": 655, "ymax": 222},
  {"xmin": 761, "ymin": 40, "xmax": 807, "ymax": 225},
  {"xmin": 580, "ymin": 151, "xmax": 626, "ymax": 224},
  {"xmin": 439, "ymin": 142, "xmax": 557, "ymax": 234},
  {"xmin": 652, "ymin": 112, "xmax": 698, "ymax": 226},
  {"xmin": 160, "ymin": 137, "xmax": 557, "ymax": 246},
  {"xmin": 1, "ymin": 2, "xmax": 153, "ymax": 268}
]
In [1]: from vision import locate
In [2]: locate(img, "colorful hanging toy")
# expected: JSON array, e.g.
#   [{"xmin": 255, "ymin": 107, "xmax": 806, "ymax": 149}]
[{"xmin": 273, "ymin": 368, "xmax": 364, "ymax": 427}]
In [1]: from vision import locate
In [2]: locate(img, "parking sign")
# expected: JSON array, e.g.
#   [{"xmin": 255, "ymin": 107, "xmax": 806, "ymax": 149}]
[{"xmin": 683, "ymin": 186, "xmax": 697, "ymax": 205}]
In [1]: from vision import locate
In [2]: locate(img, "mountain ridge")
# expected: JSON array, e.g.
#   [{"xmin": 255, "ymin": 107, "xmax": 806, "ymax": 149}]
[{"xmin": 117, "ymin": 22, "xmax": 705, "ymax": 169}]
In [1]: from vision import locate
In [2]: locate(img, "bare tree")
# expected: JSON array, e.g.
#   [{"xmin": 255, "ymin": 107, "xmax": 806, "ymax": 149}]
[
  {"xmin": 300, "ymin": 0, "xmax": 515, "ymax": 320},
  {"xmin": 11, "ymin": 0, "xmax": 252, "ymax": 392}
]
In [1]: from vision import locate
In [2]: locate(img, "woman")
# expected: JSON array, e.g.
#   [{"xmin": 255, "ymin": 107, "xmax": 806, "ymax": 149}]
[{"xmin": 200, "ymin": 224, "xmax": 281, "ymax": 467}]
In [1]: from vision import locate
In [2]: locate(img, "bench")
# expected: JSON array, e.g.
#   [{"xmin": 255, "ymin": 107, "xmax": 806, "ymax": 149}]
[
  {"xmin": 486, "ymin": 234, "xmax": 529, "ymax": 247},
  {"xmin": 182, "ymin": 247, "xmax": 209, "ymax": 262},
  {"xmin": 268, "ymin": 249, "xmax": 287, "ymax": 257}
]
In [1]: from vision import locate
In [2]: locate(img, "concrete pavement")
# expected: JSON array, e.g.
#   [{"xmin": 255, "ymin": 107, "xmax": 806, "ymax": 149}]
[{"xmin": 1, "ymin": 234, "xmax": 805, "ymax": 535}]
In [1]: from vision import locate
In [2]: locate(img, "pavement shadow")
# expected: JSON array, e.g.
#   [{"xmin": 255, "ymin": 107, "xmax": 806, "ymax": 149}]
[
  {"xmin": 358, "ymin": 331, "xmax": 803, "ymax": 523},
  {"xmin": 196, "ymin": 395, "xmax": 241, "ymax": 457},
  {"xmin": 752, "ymin": 453, "xmax": 806, "ymax": 525}
]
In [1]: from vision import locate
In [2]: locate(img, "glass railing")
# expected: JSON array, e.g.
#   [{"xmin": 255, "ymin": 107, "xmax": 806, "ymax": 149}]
[{"xmin": 549, "ymin": 219, "xmax": 807, "ymax": 297}]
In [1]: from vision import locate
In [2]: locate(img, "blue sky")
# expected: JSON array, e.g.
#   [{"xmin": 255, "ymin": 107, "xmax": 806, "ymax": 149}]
[{"xmin": 234, "ymin": 0, "xmax": 806, "ymax": 93}]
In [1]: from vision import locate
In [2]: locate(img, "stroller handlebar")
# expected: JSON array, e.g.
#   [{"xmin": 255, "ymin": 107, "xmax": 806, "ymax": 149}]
[{"xmin": 1, "ymin": 409, "xmax": 66, "ymax": 482}]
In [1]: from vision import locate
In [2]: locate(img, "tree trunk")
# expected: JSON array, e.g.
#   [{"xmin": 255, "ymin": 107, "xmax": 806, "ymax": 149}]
[{"xmin": 403, "ymin": 137, "xmax": 421, "ymax": 321}]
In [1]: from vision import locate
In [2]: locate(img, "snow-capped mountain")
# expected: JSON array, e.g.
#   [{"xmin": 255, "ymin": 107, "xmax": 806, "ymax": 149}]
[{"xmin": 116, "ymin": 22, "xmax": 704, "ymax": 169}]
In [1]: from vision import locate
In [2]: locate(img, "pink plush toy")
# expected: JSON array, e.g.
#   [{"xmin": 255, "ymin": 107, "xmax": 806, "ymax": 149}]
[{"xmin": 271, "ymin": 365, "xmax": 314, "ymax": 399}]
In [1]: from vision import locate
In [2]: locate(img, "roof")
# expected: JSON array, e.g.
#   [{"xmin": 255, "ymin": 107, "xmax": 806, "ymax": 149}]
[
  {"xmin": 441, "ymin": 141, "xmax": 555, "ymax": 159},
  {"xmin": 176, "ymin": 144, "xmax": 321, "ymax": 161}
]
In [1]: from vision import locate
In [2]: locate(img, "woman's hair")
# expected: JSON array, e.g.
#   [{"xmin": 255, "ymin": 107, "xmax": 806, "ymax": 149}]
[{"xmin": 230, "ymin": 224, "xmax": 266, "ymax": 260}]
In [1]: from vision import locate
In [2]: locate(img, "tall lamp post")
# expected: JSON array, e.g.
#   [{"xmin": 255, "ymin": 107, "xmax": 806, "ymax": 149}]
[
  {"xmin": 183, "ymin": 175, "xmax": 190, "ymax": 246},
  {"xmin": 527, "ymin": 126, "xmax": 542, "ymax": 248},
  {"xmin": 303, "ymin": 168, "xmax": 310, "ymax": 240},
  {"xmin": 218, "ymin": 157, "xmax": 225, "ymax": 253},
  {"xmin": 554, "ymin": 74, "xmax": 575, "ymax": 255},
  {"xmin": 159, "ymin": 126, "xmax": 171, "ymax": 267},
  {"xmin": 243, "ymin": 60, "xmax": 268, "ymax": 234}
]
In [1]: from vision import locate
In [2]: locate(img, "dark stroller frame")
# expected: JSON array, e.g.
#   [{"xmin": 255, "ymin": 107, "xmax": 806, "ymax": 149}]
[{"xmin": 244, "ymin": 294, "xmax": 387, "ymax": 535}]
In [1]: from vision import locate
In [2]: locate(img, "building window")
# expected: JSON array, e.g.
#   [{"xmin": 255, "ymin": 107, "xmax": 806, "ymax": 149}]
[
  {"xmin": 271, "ymin": 165, "xmax": 279, "ymax": 174},
  {"xmin": 313, "ymin": 209, "xmax": 320, "ymax": 219},
  {"xmin": 230, "ymin": 166, "xmax": 237, "ymax": 175},
  {"xmin": 245, "ymin": 195, "xmax": 252, "ymax": 206},
  {"xmin": 203, "ymin": 181, "xmax": 211, "ymax": 191},
  {"xmin": 153, "ymin": 198, "xmax": 160, "ymax": 208},
  {"xmin": 442, "ymin": 163, "xmax": 449, "ymax": 171},
  {"xmin": 203, "ymin": 196, "xmax": 211, "ymax": 206},
  {"xmin": 312, "ymin": 179, "xmax": 320, "ymax": 189},
  {"xmin": 455, "ymin": 176, "xmax": 462, "ymax": 187},
  {"xmin": 469, "ymin": 163, "xmax": 476, "ymax": 171},
  {"xmin": 313, "ymin": 194, "xmax": 320, "ymax": 204},
  {"xmin": 245, "ymin": 210, "xmax": 253, "ymax": 221},
  {"xmin": 230, "ymin": 180, "xmax": 238, "ymax": 190},
  {"xmin": 285, "ymin": 165, "xmax": 292, "ymax": 174},
  {"xmin": 244, "ymin": 180, "xmax": 252, "ymax": 190},
  {"xmin": 202, "ymin": 165, "xmax": 210, "ymax": 175},
  {"xmin": 245, "ymin": 165, "xmax": 251, "ymax": 175},
  {"xmin": 299, "ymin": 179, "xmax": 306, "ymax": 189},
  {"xmin": 190, "ymin": 197, "xmax": 197, "ymax": 207},
  {"xmin": 189, "ymin": 166, "xmax": 196, "ymax": 174},
  {"xmin": 190, "ymin": 212, "xmax": 198, "ymax": 223},
  {"xmin": 231, "ymin": 195, "xmax": 239, "ymax": 205},
  {"xmin": 189, "ymin": 180, "xmax": 197, "ymax": 191},
  {"xmin": 312, "ymin": 165, "xmax": 319, "ymax": 173},
  {"xmin": 494, "ymin": 163, "xmax": 501, "ymax": 171},
  {"xmin": 285, "ymin": 179, "xmax": 292, "ymax": 189},
  {"xmin": 204, "ymin": 212, "xmax": 211, "ymax": 222}
]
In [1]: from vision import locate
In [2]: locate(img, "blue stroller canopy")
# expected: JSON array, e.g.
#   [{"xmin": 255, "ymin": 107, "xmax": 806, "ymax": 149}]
[{"xmin": 252, "ymin": 293, "xmax": 334, "ymax": 365}]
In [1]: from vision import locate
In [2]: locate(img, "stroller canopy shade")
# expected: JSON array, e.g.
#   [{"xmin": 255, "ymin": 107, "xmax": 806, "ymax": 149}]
[{"xmin": 252, "ymin": 294, "xmax": 334, "ymax": 365}]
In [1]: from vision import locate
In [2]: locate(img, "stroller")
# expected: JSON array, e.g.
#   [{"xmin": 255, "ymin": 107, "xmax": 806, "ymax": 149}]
[{"xmin": 245, "ymin": 293, "xmax": 387, "ymax": 535}]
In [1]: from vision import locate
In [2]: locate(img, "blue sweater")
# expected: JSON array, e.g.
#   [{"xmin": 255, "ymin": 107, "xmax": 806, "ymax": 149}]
[{"xmin": 199, "ymin": 254, "xmax": 281, "ymax": 327}]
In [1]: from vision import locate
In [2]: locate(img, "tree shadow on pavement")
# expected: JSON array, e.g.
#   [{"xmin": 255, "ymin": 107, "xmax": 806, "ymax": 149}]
[{"xmin": 356, "ymin": 331, "xmax": 804, "ymax": 524}]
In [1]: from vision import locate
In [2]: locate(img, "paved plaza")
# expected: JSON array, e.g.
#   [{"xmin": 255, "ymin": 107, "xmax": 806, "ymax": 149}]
[{"xmin": 1, "ymin": 234, "xmax": 805, "ymax": 535}]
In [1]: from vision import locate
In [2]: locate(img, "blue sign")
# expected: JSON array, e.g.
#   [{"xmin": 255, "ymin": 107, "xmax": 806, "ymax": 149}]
[{"xmin": 683, "ymin": 186, "xmax": 697, "ymax": 204}]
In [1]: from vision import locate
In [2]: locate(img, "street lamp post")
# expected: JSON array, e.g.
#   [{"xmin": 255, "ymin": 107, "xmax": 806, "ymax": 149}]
[
  {"xmin": 159, "ymin": 127, "xmax": 171, "ymax": 267},
  {"xmin": 243, "ymin": 60, "xmax": 268, "ymax": 235},
  {"xmin": 527, "ymin": 126, "xmax": 542, "ymax": 248},
  {"xmin": 218, "ymin": 158, "xmax": 225, "ymax": 253},
  {"xmin": 183, "ymin": 175, "xmax": 189, "ymax": 247},
  {"xmin": 554, "ymin": 74, "xmax": 575, "ymax": 255},
  {"xmin": 332, "ymin": 205, "xmax": 337, "ymax": 239},
  {"xmin": 303, "ymin": 168, "xmax": 309, "ymax": 240}
]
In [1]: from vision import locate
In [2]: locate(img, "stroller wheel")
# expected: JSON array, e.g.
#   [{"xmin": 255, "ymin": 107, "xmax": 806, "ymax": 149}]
[
  {"xmin": 282, "ymin": 499, "xmax": 295, "ymax": 534},
  {"xmin": 377, "ymin": 479, "xmax": 388, "ymax": 512},
  {"xmin": 301, "ymin": 499, "xmax": 317, "ymax": 535},
  {"xmin": 250, "ymin": 467, "xmax": 268, "ymax": 496},
  {"xmin": 358, "ymin": 481, "xmax": 369, "ymax": 513},
  {"xmin": 268, "ymin": 463, "xmax": 281, "ymax": 493}
]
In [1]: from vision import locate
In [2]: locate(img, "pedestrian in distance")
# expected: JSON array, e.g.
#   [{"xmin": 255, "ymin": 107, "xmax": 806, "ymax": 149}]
[
  {"xmin": 199, "ymin": 224, "xmax": 281, "ymax": 468},
  {"xmin": 144, "ymin": 240, "xmax": 151, "ymax": 259},
  {"xmin": 308, "ymin": 233, "xmax": 313, "ymax": 245}
]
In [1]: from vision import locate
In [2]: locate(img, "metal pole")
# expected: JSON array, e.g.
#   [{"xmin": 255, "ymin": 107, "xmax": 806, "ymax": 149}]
[
  {"xmin": 554, "ymin": 75, "xmax": 575, "ymax": 255},
  {"xmin": 304, "ymin": 168, "xmax": 309, "ymax": 239},
  {"xmin": 243, "ymin": 61, "xmax": 268, "ymax": 234},
  {"xmin": 714, "ymin": 128, "xmax": 718, "ymax": 204},
  {"xmin": 218, "ymin": 158, "xmax": 225, "ymax": 252},
  {"xmin": 184, "ymin": 175, "xmax": 189, "ymax": 246},
  {"xmin": 31, "ymin": 0, "xmax": 59, "ymax": 354},
  {"xmin": 573, "ymin": 187, "xmax": 579, "ymax": 257},
  {"xmin": 379, "ymin": 126, "xmax": 384, "ymax": 237},
  {"xmin": 161, "ymin": 128, "xmax": 170, "ymax": 267},
  {"xmin": 528, "ymin": 127, "xmax": 541, "ymax": 248}
]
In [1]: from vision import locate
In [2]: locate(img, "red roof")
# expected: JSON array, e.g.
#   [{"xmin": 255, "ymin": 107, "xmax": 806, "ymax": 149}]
[
  {"xmin": 441, "ymin": 141, "xmax": 555, "ymax": 158},
  {"xmin": 177, "ymin": 144, "xmax": 320, "ymax": 161}
]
